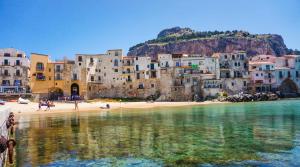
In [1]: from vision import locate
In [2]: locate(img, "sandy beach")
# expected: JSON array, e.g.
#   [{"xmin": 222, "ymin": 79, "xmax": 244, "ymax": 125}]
[{"xmin": 0, "ymin": 100, "xmax": 228, "ymax": 115}]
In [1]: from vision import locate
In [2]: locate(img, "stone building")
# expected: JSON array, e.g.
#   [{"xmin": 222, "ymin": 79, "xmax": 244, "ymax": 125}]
[
  {"xmin": 76, "ymin": 49, "xmax": 161, "ymax": 99},
  {"xmin": 30, "ymin": 53, "xmax": 86, "ymax": 100},
  {"xmin": 158, "ymin": 54, "xmax": 220, "ymax": 101},
  {"xmin": 213, "ymin": 51, "xmax": 250, "ymax": 95},
  {"xmin": 0, "ymin": 48, "xmax": 30, "ymax": 96},
  {"xmin": 274, "ymin": 55, "xmax": 300, "ymax": 96}
]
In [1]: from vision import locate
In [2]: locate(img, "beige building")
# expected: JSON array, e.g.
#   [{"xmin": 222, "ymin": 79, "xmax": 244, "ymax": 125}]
[
  {"xmin": 158, "ymin": 54, "xmax": 220, "ymax": 101},
  {"xmin": 0, "ymin": 48, "xmax": 30, "ymax": 96},
  {"xmin": 76, "ymin": 49, "xmax": 160, "ymax": 99},
  {"xmin": 30, "ymin": 53, "xmax": 86, "ymax": 100}
]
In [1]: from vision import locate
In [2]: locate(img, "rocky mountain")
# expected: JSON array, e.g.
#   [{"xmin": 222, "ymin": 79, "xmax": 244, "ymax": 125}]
[{"xmin": 128, "ymin": 27, "xmax": 298, "ymax": 59}]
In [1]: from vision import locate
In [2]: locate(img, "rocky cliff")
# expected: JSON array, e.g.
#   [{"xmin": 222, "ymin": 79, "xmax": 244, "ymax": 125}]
[{"xmin": 128, "ymin": 27, "xmax": 297, "ymax": 59}]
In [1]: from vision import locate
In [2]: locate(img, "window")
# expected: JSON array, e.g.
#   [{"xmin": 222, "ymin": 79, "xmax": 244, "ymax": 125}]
[
  {"xmin": 16, "ymin": 70, "xmax": 20, "ymax": 76},
  {"xmin": 243, "ymin": 81, "xmax": 247, "ymax": 87},
  {"xmin": 224, "ymin": 55, "xmax": 227, "ymax": 59},
  {"xmin": 166, "ymin": 62, "xmax": 169, "ymax": 67},
  {"xmin": 288, "ymin": 71, "xmax": 291, "ymax": 78},
  {"xmin": 114, "ymin": 69, "xmax": 118, "ymax": 72},
  {"xmin": 279, "ymin": 71, "xmax": 283, "ymax": 78},
  {"xmin": 4, "ymin": 53, "xmax": 10, "ymax": 57},
  {"xmin": 129, "ymin": 85, "xmax": 133, "ymax": 89},
  {"xmin": 4, "ymin": 70, "xmax": 9, "ymax": 76},
  {"xmin": 90, "ymin": 58, "xmax": 94, "ymax": 63},
  {"xmin": 49, "ymin": 77, "xmax": 51, "ymax": 80},
  {"xmin": 15, "ymin": 60, "xmax": 20, "ymax": 66},
  {"xmin": 73, "ymin": 74, "xmax": 77, "ymax": 80},
  {"xmin": 115, "ymin": 52, "xmax": 119, "ymax": 56},
  {"xmin": 136, "ymin": 73, "xmax": 140, "ymax": 79},
  {"xmin": 138, "ymin": 83, "xmax": 144, "ymax": 89},
  {"xmin": 256, "ymin": 73, "xmax": 259, "ymax": 77},
  {"xmin": 36, "ymin": 62, "xmax": 44, "ymax": 71},
  {"xmin": 4, "ymin": 59, "xmax": 9, "ymax": 65},
  {"xmin": 114, "ymin": 59, "xmax": 118, "ymax": 66},
  {"xmin": 56, "ymin": 65, "xmax": 61, "ymax": 72},
  {"xmin": 232, "ymin": 55, "xmax": 235, "ymax": 60},
  {"xmin": 231, "ymin": 82, "xmax": 234, "ymax": 86},
  {"xmin": 78, "ymin": 56, "xmax": 82, "ymax": 62},
  {"xmin": 56, "ymin": 73, "xmax": 61, "ymax": 80},
  {"xmin": 136, "ymin": 65, "xmax": 139, "ymax": 71},
  {"xmin": 91, "ymin": 76, "xmax": 94, "ymax": 81},
  {"xmin": 98, "ymin": 76, "xmax": 101, "ymax": 81},
  {"xmin": 296, "ymin": 71, "xmax": 299, "ymax": 78},
  {"xmin": 49, "ymin": 68, "xmax": 51, "ymax": 72},
  {"xmin": 151, "ymin": 84, "xmax": 155, "ymax": 88},
  {"xmin": 17, "ymin": 54, "xmax": 22, "ymax": 58},
  {"xmin": 188, "ymin": 62, "xmax": 192, "ymax": 66}
]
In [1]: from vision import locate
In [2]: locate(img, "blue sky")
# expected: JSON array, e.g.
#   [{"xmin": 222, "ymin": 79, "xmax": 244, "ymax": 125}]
[{"xmin": 0, "ymin": 0, "xmax": 299, "ymax": 59}]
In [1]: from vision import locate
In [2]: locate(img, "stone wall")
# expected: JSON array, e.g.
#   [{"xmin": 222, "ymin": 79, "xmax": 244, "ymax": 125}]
[{"xmin": 0, "ymin": 107, "xmax": 11, "ymax": 166}]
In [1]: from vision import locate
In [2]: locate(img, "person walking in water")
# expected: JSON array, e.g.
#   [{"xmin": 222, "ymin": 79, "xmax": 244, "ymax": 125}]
[{"xmin": 74, "ymin": 99, "xmax": 79, "ymax": 111}]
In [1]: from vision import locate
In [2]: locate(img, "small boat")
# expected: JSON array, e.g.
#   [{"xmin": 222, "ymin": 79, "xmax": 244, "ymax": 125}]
[
  {"xmin": 18, "ymin": 97, "xmax": 30, "ymax": 104},
  {"xmin": 0, "ymin": 100, "xmax": 5, "ymax": 105},
  {"xmin": 99, "ymin": 103, "xmax": 110, "ymax": 109}
]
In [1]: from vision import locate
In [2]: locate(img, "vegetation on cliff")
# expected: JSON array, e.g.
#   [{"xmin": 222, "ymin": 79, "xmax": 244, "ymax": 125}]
[{"xmin": 128, "ymin": 27, "xmax": 298, "ymax": 58}]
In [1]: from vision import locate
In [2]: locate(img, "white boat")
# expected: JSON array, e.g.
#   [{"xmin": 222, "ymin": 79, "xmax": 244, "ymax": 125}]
[{"xmin": 18, "ymin": 97, "xmax": 30, "ymax": 104}]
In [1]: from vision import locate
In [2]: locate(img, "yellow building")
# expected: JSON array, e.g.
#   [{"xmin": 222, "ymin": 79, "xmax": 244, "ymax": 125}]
[{"xmin": 30, "ymin": 53, "xmax": 86, "ymax": 100}]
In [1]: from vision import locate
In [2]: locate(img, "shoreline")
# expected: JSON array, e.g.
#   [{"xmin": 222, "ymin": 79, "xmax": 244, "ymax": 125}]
[{"xmin": 0, "ymin": 101, "xmax": 229, "ymax": 116}]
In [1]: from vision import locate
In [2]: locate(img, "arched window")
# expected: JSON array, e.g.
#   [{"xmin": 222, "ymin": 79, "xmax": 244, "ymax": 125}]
[{"xmin": 36, "ymin": 62, "xmax": 44, "ymax": 71}]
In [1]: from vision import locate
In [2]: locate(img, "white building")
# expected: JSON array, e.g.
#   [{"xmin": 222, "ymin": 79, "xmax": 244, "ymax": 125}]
[{"xmin": 0, "ymin": 48, "xmax": 30, "ymax": 95}]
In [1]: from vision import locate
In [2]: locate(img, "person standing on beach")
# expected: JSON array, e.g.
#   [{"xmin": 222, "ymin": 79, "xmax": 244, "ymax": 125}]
[{"xmin": 74, "ymin": 99, "xmax": 79, "ymax": 111}]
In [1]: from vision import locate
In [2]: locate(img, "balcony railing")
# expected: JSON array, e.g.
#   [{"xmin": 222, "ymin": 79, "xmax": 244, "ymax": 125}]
[
  {"xmin": 1, "ymin": 63, "xmax": 10, "ymax": 66},
  {"xmin": 36, "ymin": 67, "xmax": 44, "ymax": 71},
  {"xmin": 36, "ymin": 76, "xmax": 46, "ymax": 81},
  {"xmin": 1, "ymin": 73, "xmax": 11, "ymax": 77},
  {"xmin": 55, "ymin": 69, "xmax": 62, "ymax": 72},
  {"xmin": 14, "ymin": 74, "xmax": 22, "ymax": 77}
]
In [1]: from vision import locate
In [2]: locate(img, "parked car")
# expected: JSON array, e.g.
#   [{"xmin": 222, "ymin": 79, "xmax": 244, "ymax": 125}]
[{"xmin": 0, "ymin": 100, "xmax": 5, "ymax": 105}]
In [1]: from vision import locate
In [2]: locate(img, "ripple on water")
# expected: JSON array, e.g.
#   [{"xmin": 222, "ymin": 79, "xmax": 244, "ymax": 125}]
[{"xmin": 40, "ymin": 158, "xmax": 163, "ymax": 167}]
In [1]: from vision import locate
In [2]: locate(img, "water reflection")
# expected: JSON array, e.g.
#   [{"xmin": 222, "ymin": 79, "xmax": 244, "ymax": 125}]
[{"xmin": 15, "ymin": 100, "xmax": 300, "ymax": 166}]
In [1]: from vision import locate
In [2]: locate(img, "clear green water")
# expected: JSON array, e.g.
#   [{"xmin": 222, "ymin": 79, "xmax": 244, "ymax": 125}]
[{"xmin": 15, "ymin": 99, "xmax": 300, "ymax": 166}]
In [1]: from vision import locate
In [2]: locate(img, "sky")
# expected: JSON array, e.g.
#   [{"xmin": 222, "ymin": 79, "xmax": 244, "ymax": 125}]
[{"xmin": 0, "ymin": 0, "xmax": 299, "ymax": 60}]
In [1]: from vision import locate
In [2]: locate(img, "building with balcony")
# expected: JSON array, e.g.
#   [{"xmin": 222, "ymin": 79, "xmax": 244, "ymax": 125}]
[
  {"xmin": 76, "ymin": 49, "xmax": 161, "ymax": 99},
  {"xmin": 30, "ymin": 53, "xmax": 86, "ymax": 100},
  {"xmin": 157, "ymin": 53, "xmax": 220, "ymax": 101},
  {"xmin": 0, "ymin": 48, "xmax": 30, "ymax": 96},
  {"xmin": 212, "ymin": 51, "xmax": 249, "ymax": 95}
]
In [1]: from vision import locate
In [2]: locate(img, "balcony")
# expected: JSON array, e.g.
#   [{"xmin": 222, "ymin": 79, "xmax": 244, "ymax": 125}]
[
  {"xmin": 55, "ymin": 77, "xmax": 63, "ymax": 80},
  {"xmin": 1, "ymin": 73, "xmax": 11, "ymax": 77},
  {"xmin": 55, "ymin": 69, "xmax": 63, "ymax": 73},
  {"xmin": 36, "ymin": 67, "xmax": 44, "ymax": 72},
  {"xmin": 72, "ymin": 77, "xmax": 78, "ymax": 81},
  {"xmin": 14, "ymin": 62, "xmax": 22, "ymax": 66},
  {"xmin": 36, "ymin": 76, "xmax": 46, "ymax": 81},
  {"xmin": 14, "ymin": 74, "xmax": 23, "ymax": 77},
  {"xmin": 1, "ymin": 63, "xmax": 10, "ymax": 66}
]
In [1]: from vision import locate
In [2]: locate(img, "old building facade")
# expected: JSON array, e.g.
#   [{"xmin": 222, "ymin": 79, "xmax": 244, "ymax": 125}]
[
  {"xmin": 30, "ymin": 53, "xmax": 86, "ymax": 99},
  {"xmin": 213, "ymin": 51, "xmax": 250, "ymax": 94},
  {"xmin": 0, "ymin": 48, "xmax": 30, "ymax": 95}
]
